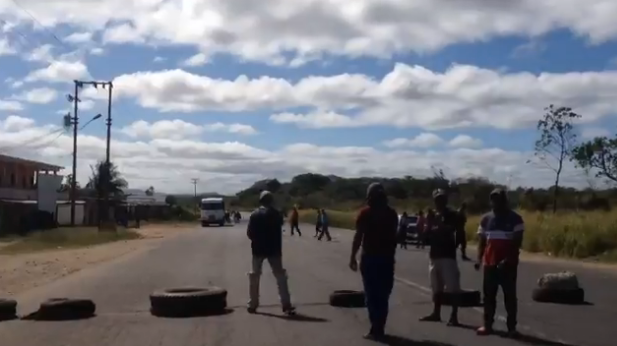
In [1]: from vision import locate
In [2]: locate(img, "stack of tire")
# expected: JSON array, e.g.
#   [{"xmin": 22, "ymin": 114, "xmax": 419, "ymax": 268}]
[
  {"xmin": 150, "ymin": 287, "xmax": 228, "ymax": 317},
  {"xmin": 532, "ymin": 271, "xmax": 585, "ymax": 305},
  {"xmin": 30, "ymin": 298, "xmax": 96, "ymax": 321},
  {"xmin": 0, "ymin": 298, "xmax": 17, "ymax": 321}
]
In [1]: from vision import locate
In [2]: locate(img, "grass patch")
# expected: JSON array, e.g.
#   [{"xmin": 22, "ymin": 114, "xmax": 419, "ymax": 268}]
[
  {"xmin": 299, "ymin": 209, "xmax": 617, "ymax": 262},
  {"xmin": 0, "ymin": 227, "xmax": 142, "ymax": 255}
]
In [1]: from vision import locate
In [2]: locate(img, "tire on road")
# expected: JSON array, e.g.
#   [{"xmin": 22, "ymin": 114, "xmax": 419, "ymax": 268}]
[
  {"xmin": 441, "ymin": 289, "xmax": 482, "ymax": 307},
  {"xmin": 329, "ymin": 290, "xmax": 365, "ymax": 308},
  {"xmin": 532, "ymin": 287, "xmax": 585, "ymax": 305},
  {"xmin": 37, "ymin": 298, "xmax": 96, "ymax": 320},
  {"xmin": 0, "ymin": 298, "xmax": 17, "ymax": 321},
  {"xmin": 150, "ymin": 287, "xmax": 228, "ymax": 317}
]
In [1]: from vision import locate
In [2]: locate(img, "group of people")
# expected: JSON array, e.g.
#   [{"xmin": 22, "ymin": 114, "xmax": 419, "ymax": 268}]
[
  {"xmin": 245, "ymin": 185, "xmax": 524, "ymax": 341},
  {"xmin": 284, "ymin": 206, "xmax": 332, "ymax": 241},
  {"xmin": 397, "ymin": 204, "xmax": 470, "ymax": 262}
]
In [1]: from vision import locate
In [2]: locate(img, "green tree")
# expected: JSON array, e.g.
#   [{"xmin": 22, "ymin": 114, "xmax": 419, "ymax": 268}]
[
  {"xmin": 572, "ymin": 136, "xmax": 617, "ymax": 183},
  {"xmin": 58, "ymin": 174, "xmax": 80, "ymax": 192},
  {"xmin": 86, "ymin": 161, "xmax": 128, "ymax": 200},
  {"xmin": 165, "ymin": 195, "xmax": 178, "ymax": 206},
  {"xmin": 145, "ymin": 186, "xmax": 155, "ymax": 196},
  {"xmin": 533, "ymin": 105, "xmax": 581, "ymax": 213}
]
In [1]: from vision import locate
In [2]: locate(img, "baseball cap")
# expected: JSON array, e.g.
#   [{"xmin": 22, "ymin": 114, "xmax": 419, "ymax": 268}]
[
  {"xmin": 366, "ymin": 182, "xmax": 386, "ymax": 199},
  {"xmin": 432, "ymin": 188, "xmax": 447, "ymax": 198},
  {"xmin": 259, "ymin": 190, "xmax": 273, "ymax": 202}
]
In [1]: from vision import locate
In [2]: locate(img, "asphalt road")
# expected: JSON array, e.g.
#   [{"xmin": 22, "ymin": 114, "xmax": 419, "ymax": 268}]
[{"xmin": 1, "ymin": 221, "xmax": 615, "ymax": 346}]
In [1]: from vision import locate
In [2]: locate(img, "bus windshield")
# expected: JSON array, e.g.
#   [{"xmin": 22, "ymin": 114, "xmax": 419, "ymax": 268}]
[{"xmin": 201, "ymin": 201, "xmax": 225, "ymax": 210}]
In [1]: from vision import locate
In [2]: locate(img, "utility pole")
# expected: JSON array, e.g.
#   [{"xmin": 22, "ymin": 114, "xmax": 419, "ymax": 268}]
[
  {"xmin": 105, "ymin": 82, "xmax": 113, "ymax": 164},
  {"xmin": 191, "ymin": 178, "xmax": 199, "ymax": 213},
  {"xmin": 69, "ymin": 81, "xmax": 79, "ymax": 227}
]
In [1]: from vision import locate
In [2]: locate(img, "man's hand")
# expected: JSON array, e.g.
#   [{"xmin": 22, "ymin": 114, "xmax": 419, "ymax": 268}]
[
  {"xmin": 474, "ymin": 262, "xmax": 481, "ymax": 271},
  {"xmin": 349, "ymin": 257, "xmax": 358, "ymax": 272}
]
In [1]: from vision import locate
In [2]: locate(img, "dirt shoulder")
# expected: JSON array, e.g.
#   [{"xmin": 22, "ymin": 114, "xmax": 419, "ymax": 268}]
[{"xmin": 0, "ymin": 223, "xmax": 197, "ymax": 296}]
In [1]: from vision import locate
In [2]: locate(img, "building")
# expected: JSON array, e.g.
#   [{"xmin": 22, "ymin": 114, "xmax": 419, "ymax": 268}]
[
  {"xmin": 0, "ymin": 154, "xmax": 65, "ymax": 235},
  {"xmin": 0, "ymin": 153, "xmax": 63, "ymax": 200}
]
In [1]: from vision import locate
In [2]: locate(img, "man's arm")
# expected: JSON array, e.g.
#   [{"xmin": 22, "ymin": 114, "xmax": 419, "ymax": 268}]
[
  {"xmin": 512, "ymin": 213, "xmax": 525, "ymax": 253},
  {"xmin": 246, "ymin": 212, "xmax": 255, "ymax": 240},
  {"xmin": 350, "ymin": 210, "xmax": 366, "ymax": 261},
  {"xmin": 476, "ymin": 215, "xmax": 488, "ymax": 264}
]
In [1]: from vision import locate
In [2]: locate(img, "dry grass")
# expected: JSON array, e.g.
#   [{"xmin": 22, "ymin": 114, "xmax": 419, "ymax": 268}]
[
  {"xmin": 0, "ymin": 227, "xmax": 142, "ymax": 254},
  {"xmin": 299, "ymin": 209, "xmax": 617, "ymax": 262}
]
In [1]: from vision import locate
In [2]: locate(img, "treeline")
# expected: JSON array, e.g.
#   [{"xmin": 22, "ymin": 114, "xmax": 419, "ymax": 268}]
[{"xmin": 231, "ymin": 173, "xmax": 617, "ymax": 214}]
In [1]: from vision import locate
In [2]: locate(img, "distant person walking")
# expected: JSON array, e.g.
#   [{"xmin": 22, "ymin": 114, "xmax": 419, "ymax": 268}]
[
  {"xmin": 475, "ymin": 189, "xmax": 524, "ymax": 337},
  {"xmin": 458, "ymin": 203, "xmax": 470, "ymax": 261},
  {"xmin": 289, "ymin": 206, "xmax": 302, "ymax": 236},
  {"xmin": 314, "ymin": 209, "xmax": 322, "ymax": 237},
  {"xmin": 318, "ymin": 209, "xmax": 332, "ymax": 241},
  {"xmin": 420, "ymin": 189, "xmax": 462, "ymax": 326},
  {"xmin": 398, "ymin": 212, "xmax": 409, "ymax": 249},
  {"xmin": 246, "ymin": 191, "xmax": 296, "ymax": 316},
  {"xmin": 349, "ymin": 182, "xmax": 398, "ymax": 340},
  {"xmin": 416, "ymin": 210, "xmax": 426, "ymax": 249}
]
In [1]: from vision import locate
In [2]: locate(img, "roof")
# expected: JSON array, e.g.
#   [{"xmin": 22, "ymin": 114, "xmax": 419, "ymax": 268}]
[
  {"xmin": 202, "ymin": 197, "xmax": 224, "ymax": 202},
  {"xmin": 0, "ymin": 153, "xmax": 63, "ymax": 171}
]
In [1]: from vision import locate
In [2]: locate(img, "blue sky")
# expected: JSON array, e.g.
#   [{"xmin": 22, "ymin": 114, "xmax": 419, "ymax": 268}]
[{"xmin": 1, "ymin": 1, "xmax": 617, "ymax": 193}]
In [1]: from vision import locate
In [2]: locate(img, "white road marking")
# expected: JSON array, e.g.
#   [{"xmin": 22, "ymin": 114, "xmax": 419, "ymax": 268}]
[{"xmin": 394, "ymin": 276, "xmax": 571, "ymax": 345}]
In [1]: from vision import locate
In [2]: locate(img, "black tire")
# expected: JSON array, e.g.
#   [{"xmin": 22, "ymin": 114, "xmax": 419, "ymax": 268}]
[
  {"xmin": 532, "ymin": 287, "xmax": 585, "ymax": 305},
  {"xmin": 329, "ymin": 290, "xmax": 365, "ymax": 308},
  {"xmin": 442, "ymin": 289, "xmax": 482, "ymax": 307},
  {"xmin": 150, "ymin": 287, "xmax": 227, "ymax": 317},
  {"xmin": 0, "ymin": 298, "xmax": 17, "ymax": 321},
  {"xmin": 37, "ymin": 298, "xmax": 96, "ymax": 320}
]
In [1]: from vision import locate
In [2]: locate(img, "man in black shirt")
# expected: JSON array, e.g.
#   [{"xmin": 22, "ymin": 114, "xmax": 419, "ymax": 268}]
[
  {"xmin": 349, "ymin": 183, "xmax": 399, "ymax": 340},
  {"xmin": 458, "ymin": 203, "xmax": 470, "ymax": 261},
  {"xmin": 419, "ymin": 189, "xmax": 461, "ymax": 326},
  {"xmin": 246, "ymin": 190, "xmax": 296, "ymax": 315}
]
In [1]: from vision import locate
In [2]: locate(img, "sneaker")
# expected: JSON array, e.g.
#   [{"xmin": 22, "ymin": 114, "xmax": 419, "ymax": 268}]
[
  {"xmin": 282, "ymin": 306, "xmax": 297, "ymax": 316},
  {"xmin": 247, "ymin": 307, "xmax": 257, "ymax": 314},
  {"xmin": 363, "ymin": 332, "xmax": 386, "ymax": 341},
  {"xmin": 506, "ymin": 329, "xmax": 520, "ymax": 338},
  {"xmin": 447, "ymin": 318, "xmax": 460, "ymax": 327},
  {"xmin": 419, "ymin": 314, "xmax": 441, "ymax": 322},
  {"xmin": 476, "ymin": 326, "xmax": 493, "ymax": 336}
]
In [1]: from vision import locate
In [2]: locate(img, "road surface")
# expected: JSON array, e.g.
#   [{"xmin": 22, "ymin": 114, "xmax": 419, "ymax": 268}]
[{"xmin": 1, "ymin": 221, "xmax": 615, "ymax": 346}]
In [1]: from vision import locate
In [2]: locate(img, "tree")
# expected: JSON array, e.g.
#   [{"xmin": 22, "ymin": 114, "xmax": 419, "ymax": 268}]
[
  {"xmin": 572, "ymin": 136, "xmax": 617, "ymax": 183},
  {"xmin": 165, "ymin": 195, "xmax": 178, "ymax": 206},
  {"xmin": 86, "ymin": 161, "xmax": 128, "ymax": 200},
  {"xmin": 145, "ymin": 186, "xmax": 155, "ymax": 196},
  {"xmin": 532, "ymin": 105, "xmax": 581, "ymax": 213},
  {"xmin": 58, "ymin": 174, "xmax": 80, "ymax": 192}
]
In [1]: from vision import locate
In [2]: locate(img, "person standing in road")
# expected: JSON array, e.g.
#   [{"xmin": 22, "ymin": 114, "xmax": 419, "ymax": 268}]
[
  {"xmin": 289, "ymin": 206, "xmax": 302, "ymax": 236},
  {"xmin": 318, "ymin": 208, "xmax": 332, "ymax": 241},
  {"xmin": 416, "ymin": 210, "xmax": 426, "ymax": 249},
  {"xmin": 246, "ymin": 190, "xmax": 296, "ymax": 316},
  {"xmin": 314, "ymin": 209, "xmax": 322, "ymax": 237},
  {"xmin": 475, "ymin": 189, "xmax": 524, "ymax": 337},
  {"xmin": 349, "ymin": 183, "xmax": 398, "ymax": 340},
  {"xmin": 458, "ymin": 203, "xmax": 471, "ymax": 261},
  {"xmin": 419, "ymin": 189, "xmax": 461, "ymax": 326}
]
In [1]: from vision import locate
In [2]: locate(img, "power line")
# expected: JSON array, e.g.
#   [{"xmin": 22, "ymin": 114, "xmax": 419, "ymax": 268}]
[
  {"xmin": 10, "ymin": 0, "xmax": 66, "ymax": 47},
  {"xmin": 0, "ymin": 128, "xmax": 65, "ymax": 151}
]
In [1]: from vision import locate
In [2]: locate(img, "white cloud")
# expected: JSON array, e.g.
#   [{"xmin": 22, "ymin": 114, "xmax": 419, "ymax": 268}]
[
  {"xmin": 120, "ymin": 119, "xmax": 258, "ymax": 140},
  {"xmin": 449, "ymin": 134, "xmax": 483, "ymax": 148},
  {"xmin": 383, "ymin": 133, "xmax": 444, "ymax": 148},
  {"xmin": 181, "ymin": 53, "xmax": 208, "ymax": 67},
  {"xmin": 153, "ymin": 56, "xmax": 166, "ymax": 63},
  {"xmin": 114, "ymin": 63, "xmax": 617, "ymax": 130},
  {"xmin": 25, "ymin": 44, "xmax": 54, "ymax": 62},
  {"xmin": 581, "ymin": 127, "xmax": 611, "ymax": 139},
  {"xmin": 12, "ymin": 87, "xmax": 58, "ymax": 104},
  {"xmin": 90, "ymin": 47, "xmax": 104, "ymax": 55},
  {"xmin": 0, "ymin": 115, "xmax": 589, "ymax": 194},
  {"xmin": 24, "ymin": 60, "xmax": 91, "ymax": 83},
  {"xmin": 0, "ymin": 38, "xmax": 16, "ymax": 56},
  {"xmin": 0, "ymin": 100, "xmax": 24, "ymax": 111},
  {"xmin": 2, "ymin": 0, "xmax": 617, "ymax": 66},
  {"xmin": 64, "ymin": 32, "xmax": 93, "ymax": 44}
]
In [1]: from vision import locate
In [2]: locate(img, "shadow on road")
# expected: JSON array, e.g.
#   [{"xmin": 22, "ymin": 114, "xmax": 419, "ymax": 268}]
[
  {"xmin": 446, "ymin": 323, "xmax": 581, "ymax": 346},
  {"xmin": 21, "ymin": 312, "xmax": 97, "ymax": 322},
  {"xmin": 375, "ymin": 335, "xmax": 455, "ymax": 346},
  {"xmin": 151, "ymin": 308, "xmax": 235, "ymax": 319},
  {"xmin": 255, "ymin": 311, "xmax": 328, "ymax": 322}
]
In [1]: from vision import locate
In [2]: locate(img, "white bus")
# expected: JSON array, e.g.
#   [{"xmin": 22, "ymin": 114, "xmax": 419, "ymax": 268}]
[{"xmin": 200, "ymin": 197, "xmax": 226, "ymax": 227}]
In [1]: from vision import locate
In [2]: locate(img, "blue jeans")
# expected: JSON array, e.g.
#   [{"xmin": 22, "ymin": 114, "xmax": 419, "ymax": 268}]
[{"xmin": 360, "ymin": 255, "xmax": 395, "ymax": 334}]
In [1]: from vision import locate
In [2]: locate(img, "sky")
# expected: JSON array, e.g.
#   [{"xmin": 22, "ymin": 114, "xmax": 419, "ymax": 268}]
[{"xmin": 1, "ymin": 0, "xmax": 617, "ymax": 195}]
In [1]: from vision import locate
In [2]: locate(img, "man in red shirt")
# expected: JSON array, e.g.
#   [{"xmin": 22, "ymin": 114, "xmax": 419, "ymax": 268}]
[
  {"xmin": 289, "ymin": 206, "xmax": 302, "ymax": 236},
  {"xmin": 475, "ymin": 188, "xmax": 524, "ymax": 337},
  {"xmin": 349, "ymin": 182, "xmax": 398, "ymax": 340}
]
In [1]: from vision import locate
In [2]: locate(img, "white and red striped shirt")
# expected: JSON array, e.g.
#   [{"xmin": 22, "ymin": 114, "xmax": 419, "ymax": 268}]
[{"xmin": 477, "ymin": 210, "xmax": 524, "ymax": 266}]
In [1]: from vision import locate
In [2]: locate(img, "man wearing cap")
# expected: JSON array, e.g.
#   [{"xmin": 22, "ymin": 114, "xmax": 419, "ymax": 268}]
[
  {"xmin": 475, "ymin": 189, "xmax": 524, "ymax": 337},
  {"xmin": 419, "ymin": 188, "xmax": 462, "ymax": 326},
  {"xmin": 349, "ymin": 182, "xmax": 398, "ymax": 340},
  {"xmin": 246, "ymin": 190, "xmax": 296, "ymax": 315}
]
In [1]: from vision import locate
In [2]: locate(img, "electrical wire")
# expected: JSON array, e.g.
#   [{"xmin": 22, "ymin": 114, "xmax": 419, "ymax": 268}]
[
  {"xmin": 0, "ymin": 128, "xmax": 65, "ymax": 151},
  {"xmin": 9, "ymin": 0, "xmax": 67, "ymax": 47}
]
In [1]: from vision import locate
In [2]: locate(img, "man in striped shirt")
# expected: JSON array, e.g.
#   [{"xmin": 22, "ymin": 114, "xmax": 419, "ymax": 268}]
[{"xmin": 475, "ymin": 188, "xmax": 524, "ymax": 337}]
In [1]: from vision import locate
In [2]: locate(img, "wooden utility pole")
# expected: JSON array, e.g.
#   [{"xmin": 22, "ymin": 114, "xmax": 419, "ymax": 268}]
[{"xmin": 191, "ymin": 178, "xmax": 199, "ymax": 213}]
